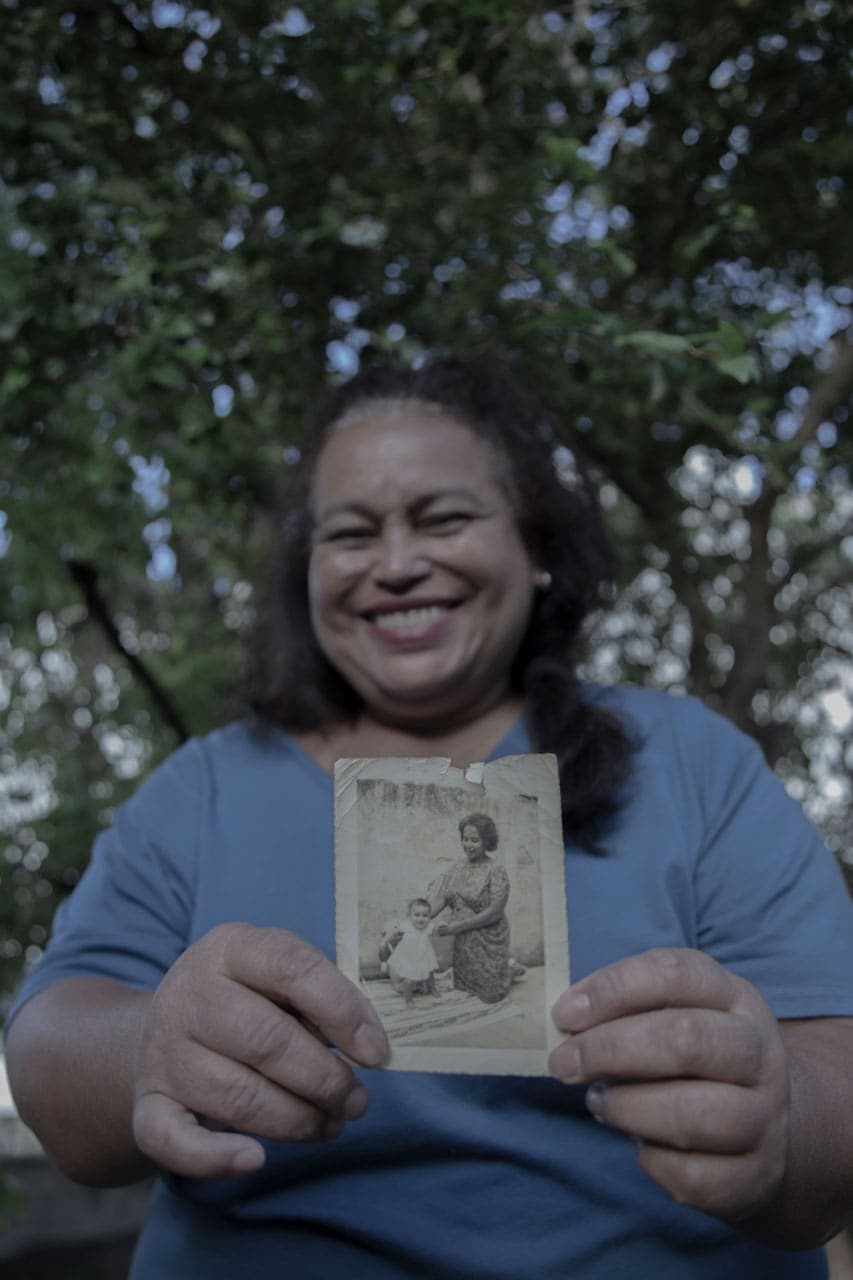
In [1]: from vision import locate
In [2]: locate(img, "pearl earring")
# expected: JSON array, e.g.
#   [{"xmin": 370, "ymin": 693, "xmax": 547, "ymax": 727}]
[{"xmin": 535, "ymin": 570, "xmax": 552, "ymax": 591}]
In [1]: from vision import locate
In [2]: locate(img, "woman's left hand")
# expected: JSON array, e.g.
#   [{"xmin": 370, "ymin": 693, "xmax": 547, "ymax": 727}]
[
  {"xmin": 433, "ymin": 922, "xmax": 456, "ymax": 937},
  {"xmin": 549, "ymin": 948, "xmax": 789, "ymax": 1226}
]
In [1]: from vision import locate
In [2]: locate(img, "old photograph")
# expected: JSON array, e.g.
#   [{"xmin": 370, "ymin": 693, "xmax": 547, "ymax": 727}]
[{"xmin": 335, "ymin": 753, "xmax": 568, "ymax": 1075}]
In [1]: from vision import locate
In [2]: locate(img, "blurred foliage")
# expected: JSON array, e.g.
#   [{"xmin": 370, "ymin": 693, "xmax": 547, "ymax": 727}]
[{"xmin": 1, "ymin": 0, "xmax": 851, "ymax": 998}]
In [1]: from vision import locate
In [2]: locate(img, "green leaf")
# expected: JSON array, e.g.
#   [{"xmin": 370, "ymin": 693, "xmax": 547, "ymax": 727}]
[
  {"xmin": 99, "ymin": 178, "xmax": 148, "ymax": 206},
  {"xmin": 715, "ymin": 322, "xmax": 746, "ymax": 358},
  {"xmin": 541, "ymin": 136, "xmax": 597, "ymax": 179},
  {"xmin": 715, "ymin": 354, "xmax": 760, "ymax": 384},
  {"xmin": 615, "ymin": 332, "xmax": 692, "ymax": 355},
  {"xmin": 160, "ymin": 317, "xmax": 197, "ymax": 341},
  {"xmin": 141, "ymin": 218, "xmax": 171, "ymax": 240},
  {"xmin": 676, "ymin": 223, "xmax": 719, "ymax": 263},
  {"xmin": 0, "ymin": 307, "xmax": 34, "ymax": 342},
  {"xmin": 649, "ymin": 362, "xmax": 667, "ymax": 407},
  {"xmin": 754, "ymin": 308, "xmax": 793, "ymax": 331},
  {"xmin": 1, "ymin": 368, "xmax": 30, "ymax": 396},
  {"xmin": 149, "ymin": 364, "xmax": 188, "ymax": 390},
  {"xmin": 517, "ymin": 306, "xmax": 603, "ymax": 335},
  {"xmin": 598, "ymin": 240, "xmax": 636, "ymax": 278}
]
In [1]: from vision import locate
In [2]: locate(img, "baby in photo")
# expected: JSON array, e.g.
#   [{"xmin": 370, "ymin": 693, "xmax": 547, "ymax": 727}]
[{"xmin": 379, "ymin": 898, "xmax": 440, "ymax": 1004}]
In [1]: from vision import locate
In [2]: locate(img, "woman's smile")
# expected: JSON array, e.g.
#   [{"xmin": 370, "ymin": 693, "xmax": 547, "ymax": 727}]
[{"xmin": 363, "ymin": 600, "xmax": 459, "ymax": 642}]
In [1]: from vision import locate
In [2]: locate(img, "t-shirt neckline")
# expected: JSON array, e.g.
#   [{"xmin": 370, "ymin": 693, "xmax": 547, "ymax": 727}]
[{"xmin": 279, "ymin": 713, "xmax": 531, "ymax": 787}]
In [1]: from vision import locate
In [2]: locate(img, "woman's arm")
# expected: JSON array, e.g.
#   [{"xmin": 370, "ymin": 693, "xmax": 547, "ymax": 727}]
[
  {"xmin": 434, "ymin": 865, "xmax": 509, "ymax": 935},
  {"xmin": 436, "ymin": 899, "xmax": 505, "ymax": 934},
  {"xmin": 549, "ymin": 948, "xmax": 853, "ymax": 1249},
  {"xmin": 6, "ymin": 977, "xmax": 155, "ymax": 1186},
  {"xmin": 748, "ymin": 1016, "xmax": 853, "ymax": 1247},
  {"xmin": 6, "ymin": 924, "xmax": 389, "ymax": 1188}
]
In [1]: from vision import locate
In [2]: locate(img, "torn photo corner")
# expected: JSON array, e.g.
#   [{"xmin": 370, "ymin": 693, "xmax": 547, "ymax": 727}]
[{"xmin": 334, "ymin": 753, "xmax": 568, "ymax": 1076}]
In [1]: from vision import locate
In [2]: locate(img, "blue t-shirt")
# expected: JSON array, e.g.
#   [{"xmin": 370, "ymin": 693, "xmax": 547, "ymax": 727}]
[{"xmin": 9, "ymin": 686, "xmax": 853, "ymax": 1279}]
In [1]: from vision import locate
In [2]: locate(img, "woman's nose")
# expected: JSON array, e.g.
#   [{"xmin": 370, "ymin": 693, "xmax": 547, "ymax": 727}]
[{"xmin": 371, "ymin": 525, "xmax": 430, "ymax": 589}]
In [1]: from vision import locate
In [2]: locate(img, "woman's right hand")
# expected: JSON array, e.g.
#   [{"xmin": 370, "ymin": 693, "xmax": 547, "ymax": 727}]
[{"xmin": 132, "ymin": 923, "xmax": 388, "ymax": 1179}]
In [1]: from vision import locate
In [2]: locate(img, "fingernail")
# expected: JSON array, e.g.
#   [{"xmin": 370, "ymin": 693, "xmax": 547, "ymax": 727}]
[
  {"xmin": 353, "ymin": 1022, "xmax": 388, "ymax": 1066},
  {"xmin": 232, "ymin": 1143, "xmax": 266, "ymax": 1174},
  {"xmin": 585, "ymin": 1082, "xmax": 607, "ymax": 1121},
  {"xmin": 554, "ymin": 1043, "xmax": 581, "ymax": 1082},
  {"xmin": 553, "ymin": 990, "xmax": 590, "ymax": 1031},
  {"xmin": 343, "ymin": 1084, "xmax": 369, "ymax": 1120}
]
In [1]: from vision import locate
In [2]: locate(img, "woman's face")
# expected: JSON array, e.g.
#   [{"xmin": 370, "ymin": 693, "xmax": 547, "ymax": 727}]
[
  {"xmin": 460, "ymin": 824, "xmax": 487, "ymax": 862},
  {"xmin": 307, "ymin": 400, "xmax": 538, "ymax": 728}
]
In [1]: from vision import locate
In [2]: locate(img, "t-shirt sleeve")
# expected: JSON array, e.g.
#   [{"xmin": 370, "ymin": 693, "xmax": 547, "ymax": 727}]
[
  {"xmin": 6, "ymin": 738, "xmax": 205, "ymax": 1028},
  {"xmin": 677, "ymin": 697, "xmax": 853, "ymax": 1018}
]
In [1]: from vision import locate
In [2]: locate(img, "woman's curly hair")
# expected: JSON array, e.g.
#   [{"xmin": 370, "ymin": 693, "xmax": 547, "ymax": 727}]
[{"xmin": 459, "ymin": 813, "xmax": 499, "ymax": 852}]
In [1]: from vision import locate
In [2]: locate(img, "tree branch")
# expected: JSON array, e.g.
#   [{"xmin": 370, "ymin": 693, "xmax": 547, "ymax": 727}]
[
  {"xmin": 66, "ymin": 559, "xmax": 190, "ymax": 743},
  {"xmin": 560, "ymin": 427, "xmax": 716, "ymax": 693},
  {"xmin": 796, "ymin": 329, "xmax": 853, "ymax": 445},
  {"xmin": 717, "ymin": 488, "xmax": 778, "ymax": 740}
]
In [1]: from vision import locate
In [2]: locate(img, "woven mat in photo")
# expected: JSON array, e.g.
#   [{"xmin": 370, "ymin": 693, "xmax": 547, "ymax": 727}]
[{"xmin": 363, "ymin": 971, "xmax": 522, "ymax": 1045}]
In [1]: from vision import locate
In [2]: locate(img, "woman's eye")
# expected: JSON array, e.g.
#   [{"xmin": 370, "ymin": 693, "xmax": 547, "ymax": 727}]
[
  {"xmin": 420, "ymin": 512, "xmax": 473, "ymax": 532},
  {"xmin": 324, "ymin": 527, "xmax": 374, "ymax": 544}
]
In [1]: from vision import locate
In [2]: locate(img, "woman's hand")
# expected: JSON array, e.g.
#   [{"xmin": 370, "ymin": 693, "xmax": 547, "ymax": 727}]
[
  {"xmin": 433, "ymin": 922, "xmax": 456, "ymax": 937},
  {"xmin": 549, "ymin": 948, "xmax": 789, "ymax": 1226},
  {"xmin": 133, "ymin": 923, "xmax": 388, "ymax": 1180}
]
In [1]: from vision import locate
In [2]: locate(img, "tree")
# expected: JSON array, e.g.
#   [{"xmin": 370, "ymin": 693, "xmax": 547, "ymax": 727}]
[{"xmin": 1, "ymin": 0, "xmax": 851, "ymax": 996}]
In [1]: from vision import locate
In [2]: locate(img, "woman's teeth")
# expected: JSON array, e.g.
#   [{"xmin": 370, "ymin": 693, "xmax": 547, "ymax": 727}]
[{"xmin": 373, "ymin": 606, "xmax": 449, "ymax": 631}]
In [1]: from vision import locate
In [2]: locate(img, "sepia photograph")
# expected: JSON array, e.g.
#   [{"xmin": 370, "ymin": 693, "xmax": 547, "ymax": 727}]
[{"xmin": 335, "ymin": 753, "xmax": 568, "ymax": 1074}]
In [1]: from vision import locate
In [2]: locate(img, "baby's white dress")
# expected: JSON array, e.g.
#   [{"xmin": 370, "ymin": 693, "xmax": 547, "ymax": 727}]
[{"xmin": 387, "ymin": 921, "xmax": 439, "ymax": 981}]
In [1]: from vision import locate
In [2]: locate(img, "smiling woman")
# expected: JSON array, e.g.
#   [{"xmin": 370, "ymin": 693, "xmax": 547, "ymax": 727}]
[
  {"xmin": 6, "ymin": 357, "xmax": 853, "ymax": 1280},
  {"xmin": 430, "ymin": 812, "xmax": 512, "ymax": 1004},
  {"xmin": 248, "ymin": 360, "xmax": 633, "ymax": 836}
]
